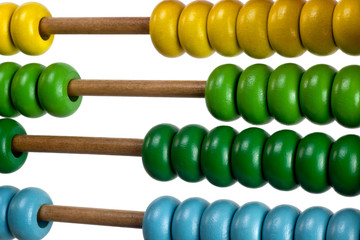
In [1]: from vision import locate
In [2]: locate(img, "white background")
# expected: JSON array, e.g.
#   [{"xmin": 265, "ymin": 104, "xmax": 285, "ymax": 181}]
[{"xmin": 3, "ymin": 0, "xmax": 360, "ymax": 239}]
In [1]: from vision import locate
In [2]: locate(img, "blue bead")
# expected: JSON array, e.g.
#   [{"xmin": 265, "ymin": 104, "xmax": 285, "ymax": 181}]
[
  {"xmin": 172, "ymin": 197, "xmax": 209, "ymax": 240},
  {"xmin": 0, "ymin": 186, "xmax": 19, "ymax": 240},
  {"xmin": 143, "ymin": 196, "xmax": 180, "ymax": 240},
  {"xmin": 295, "ymin": 207, "xmax": 332, "ymax": 240},
  {"xmin": 231, "ymin": 202, "xmax": 269, "ymax": 240},
  {"xmin": 200, "ymin": 199, "xmax": 239, "ymax": 240},
  {"xmin": 7, "ymin": 187, "xmax": 53, "ymax": 240},
  {"xmin": 262, "ymin": 205, "xmax": 300, "ymax": 240},
  {"xmin": 326, "ymin": 209, "xmax": 360, "ymax": 240}
]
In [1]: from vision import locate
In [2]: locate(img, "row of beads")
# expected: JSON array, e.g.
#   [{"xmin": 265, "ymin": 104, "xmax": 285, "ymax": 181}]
[
  {"xmin": 142, "ymin": 124, "xmax": 360, "ymax": 196},
  {"xmin": 150, "ymin": 0, "xmax": 360, "ymax": 58},
  {"xmin": 0, "ymin": 62, "xmax": 81, "ymax": 118},
  {"xmin": 205, "ymin": 63, "xmax": 360, "ymax": 128},
  {"xmin": 0, "ymin": 2, "xmax": 53, "ymax": 55},
  {"xmin": 144, "ymin": 196, "xmax": 360, "ymax": 240}
]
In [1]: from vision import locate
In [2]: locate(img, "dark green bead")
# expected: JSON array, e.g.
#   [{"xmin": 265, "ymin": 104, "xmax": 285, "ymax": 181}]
[
  {"xmin": 295, "ymin": 133, "xmax": 332, "ymax": 193},
  {"xmin": 237, "ymin": 64, "xmax": 273, "ymax": 124},
  {"xmin": 329, "ymin": 135, "xmax": 360, "ymax": 196},
  {"xmin": 0, "ymin": 62, "xmax": 20, "ymax": 117},
  {"xmin": 171, "ymin": 124, "xmax": 207, "ymax": 182},
  {"xmin": 299, "ymin": 64, "xmax": 336, "ymax": 124},
  {"xmin": 205, "ymin": 64, "xmax": 242, "ymax": 121},
  {"xmin": 142, "ymin": 124, "xmax": 178, "ymax": 181},
  {"xmin": 0, "ymin": 119, "xmax": 28, "ymax": 173},
  {"xmin": 201, "ymin": 126, "xmax": 237, "ymax": 187},
  {"xmin": 267, "ymin": 63, "xmax": 304, "ymax": 125},
  {"xmin": 331, "ymin": 65, "xmax": 360, "ymax": 128},
  {"xmin": 231, "ymin": 127, "xmax": 268, "ymax": 188},
  {"xmin": 263, "ymin": 130, "xmax": 300, "ymax": 191}
]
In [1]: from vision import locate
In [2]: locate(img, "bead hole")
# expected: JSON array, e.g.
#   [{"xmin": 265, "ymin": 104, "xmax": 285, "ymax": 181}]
[{"xmin": 38, "ymin": 220, "xmax": 49, "ymax": 229}]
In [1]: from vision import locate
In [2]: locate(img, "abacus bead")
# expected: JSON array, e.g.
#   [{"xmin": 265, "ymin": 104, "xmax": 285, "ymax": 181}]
[
  {"xmin": 267, "ymin": 0, "xmax": 305, "ymax": 57},
  {"xmin": 200, "ymin": 200, "xmax": 239, "ymax": 240},
  {"xmin": 172, "ymin": 198, "xmax": 209, "ymax": 240},
  {"xmin": 0, "ymin": 186, "xmax": 19, "ymax": 240},
  {"xmin": 150, "ymin": 0, "xmax": 185, "ymax": 57},
  {"xmin": 333, "ymin": 0, "xmax": 360, "ymax": 55},
  {"xmin": 295, "ymin": 133, "xmax": 332, "ymax": 193},
  {"xmin": 300, "ymin": 0, "xmax": 337, "ymax": 56},
  {"xmin": 201, "ymin": 126, "xmax": 237, "ymax": 187},
  {"xmin": 11, "ymin": 63, "xmax": 46, "ymax": 118},
  {"xmin": 171, "ymin": 124, "xmax": 207, "ymax": 182},
  {"xmin": 0, "ymin": 62, "xmax": 20, "ymax": 117},
  {"xmin": 237, "ymin": 64, "xmax": 272, "ymax": 124},
  {"xmin": 178, "ymin": 0, "xmax": 214, "ymax": 58},
  {"xmin": 299, "ymin": 64, "xmax": 336, "ymax": 124},
  {"xmin": 326, "ymin": 209, "xmax": 360, "ymax": 240},
  {"xmin": 262, "ymin": 205, "xmax": 300, "ymax": 240},
  {"xmin": 329, "ymin": 135, "xmax": 360, "ymax": 196},
  {"xmin": 142, "ymin": 124, "xmax": 178, "ymax": 181},
  {"xmin": 231, "ymin": 128, "xmax": 268, "ymax": 188},
  {"xmin": 0, "ymin": 119, "xmax": 27, "ymax": 174},
  {"xmin": 294, "ymin": 207, "xmax": 332, "ymax": 240},
  {"xmin": 267, "ymin": 63, "xmax": 304, "ymax": 125},
  {"xmin": 231, "ymin": 202, "xmax": 269, "ymax": 240},
  {"xmin": 205, "ymin": 64, "xmax": 242, "ymax": 121},
  {"xmin": 207, "ymin": 0, "xmax": 242, "ymax": 57},
  {"xmin": 8, "ymin": 187, "xmax": 53, "ymax": 240},
  {"xmin": 331, "ymin": 65, "xmax": 360, "ymax": 128},
  {"xmin": 0, "ymin": 3, "xmax": 19, "ymax": 55},
  {"xmin": 263, "ymin": 130, "xmax": 300, "ymax": 191},
  {"xmin": 10, "ymin": 3, "xmax": 54, "ymax": 55},
  {"xmin": 38, "ymin": 63, "xmax": 82, "ymax": 117},
  {"xmin": 236, "ymin": 0, "xmax": 274, "ymax": 59},
  {"xmin": 143, "ymin": 196, "xmax": 180, "ymax": 240}
]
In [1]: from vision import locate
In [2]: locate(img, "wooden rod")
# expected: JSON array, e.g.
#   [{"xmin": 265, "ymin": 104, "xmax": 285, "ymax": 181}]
[
  {"xmin": 11, "ymin": 135, "xmax": 143, "ymax": 156},
  {"xmin": 39, "ymin": 17, "xmax": 150, "ymax": 37},
  {"xmin": 67, "ymin": 80, "xmax": 206, "ymax": 97},
  {"xmin": 38, "ymin": 205, "xmax": 144, "ymax": 228}
]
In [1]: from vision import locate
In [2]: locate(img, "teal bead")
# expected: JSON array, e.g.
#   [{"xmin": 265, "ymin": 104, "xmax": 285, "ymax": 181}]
[
  {"xmin": 263, "ymin": 130, "xmax": 300, "ymax": 191},
  {"xmin": 331, "ymin": 65, "xmax": 360, "ymax": 128},
  {"xmin": 201, "ymin": 126, "xmax": 237, "ymax": 187},
  {"xmin": 299, "ymin": 64, "xmax": 336, "ymax": 124},
  {"xmin": 38, "ymin": 63, "xmax": 82, "ymax": 117},
  {"xmin": 231, "ymin": 128, "xmax": 268, "ymax": 188},
  {"xmin": 237, "ymin": 64, "xmax": 273, "ymax": 124},
  {"xmin": 267, "ymin": 63, "xmax": 304, "ymax": 125},
  {"xmin": 295, "ymin": 133, "xmax": 332, "ymax": 193},
  {"xmin": 171, "ymin": 124, "xmax": 207, "ymax": 182},
  {"xmin": 11, "ymin": 63, "xmax": 46, "ymax": 118},
  {"xmin": 329, "ymin": 135, "xmax": 360, "ymax": 196},
  {"xmin": 0, "ymin": 62, "xmax": 20, "ymax": 117},
  {"xmin": 205, "ymin": 64, "xmax": 242, "ymax": 121},
  {"xmin": 142, "ymin": 124, "xmax": 178, "ymax": 181}
]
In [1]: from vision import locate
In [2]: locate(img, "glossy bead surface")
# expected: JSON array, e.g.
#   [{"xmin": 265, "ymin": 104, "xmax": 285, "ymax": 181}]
[
  {"xmin": 326, "ymin": 209, "xmax": 360, "ymax": 240},
  {"xmin": 0, "ymin": 3, "xmax": 19, "ymax": 55},
  {"xmin": 231, "ymin": 128, "xmax": 268, "ymax": 188},
  {"xmin": 205, "ymin": 64, "xmax": 242, "ymax": 121},
  {"xmin": 0, "ymin": 186, "xmax": 19, "ymax": 240},
  {"xmin": 201, "ymin": 126, "xmax": 237, "ymax": 187},
  {"xmin": 0, "ymin": 62, "xmax": 20, "ymax": 117},
  {"xmin": 263, "ymin": 130, "xmax": 300, "ymax": 191}
]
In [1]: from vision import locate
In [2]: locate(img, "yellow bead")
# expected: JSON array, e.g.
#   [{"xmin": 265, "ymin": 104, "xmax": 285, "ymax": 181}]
[
  {"xmin": 237, "ymin": 0, "xmax": 274, "ymax": 59},
  {"xmin": 207, "ymin": 0, "xmax": 242, "ymax": 57},
  {"xmin": 333, "ymin": 0, "xmax": 360, "ymax": 55},
  {"xmin": 178, "ymin": 0, "xmax": 214, "ymax": 58},
  {"xmin": 10, "ymin": 2, "xmax": 54, "ymax": 55},
  {"xmin": 300, "ymin": 0, "xmax": 337, "ymax": 56},
  {"xmin": 0, "ymin": 3, "xmax": 19, "ymax": 55},
  {"xmin": 268, "ymin": 0, "xmax": 305, "ymax": 57},
  {"xmin": 150, "ymin": 0, "xmax": 185, "ymax": 58}
]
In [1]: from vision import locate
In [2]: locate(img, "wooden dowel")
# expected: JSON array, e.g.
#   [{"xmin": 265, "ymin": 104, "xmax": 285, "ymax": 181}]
[
  {"xmin": 38, "ymin": 205, "xmax": 144, "ymax": 228},
  {"xmin": 12, "ymin": 135, "xmax": 143, "ymax": 156},
  {"xmin": 68, "ymin": 80, "xmax": 206, "ymax": 97}
]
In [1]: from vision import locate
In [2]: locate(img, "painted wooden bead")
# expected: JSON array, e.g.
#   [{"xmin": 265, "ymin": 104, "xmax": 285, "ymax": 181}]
[
  {"xmin": 0, "ymin": 62, "xmax": 20, "ymax": 118},
  {"xmin": 326, "ymin": 209, "xmax": 360, "ymax": 240},
  {"xmin": 0, "ymin": 186, "xmax": 19, "ymax": 240},
  {"xmin": 0, "ymin": 3, "xmax": 19, "ymax": 55}
]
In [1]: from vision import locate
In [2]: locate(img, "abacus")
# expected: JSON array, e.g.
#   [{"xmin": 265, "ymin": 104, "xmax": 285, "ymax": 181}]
[
  {"xmin": 0, "ymin": 186, "xmax": 359, "ymax": 240},
  {"xmin": 1, "ymin": 0, "xmax": 360, "ymax": 57}
]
